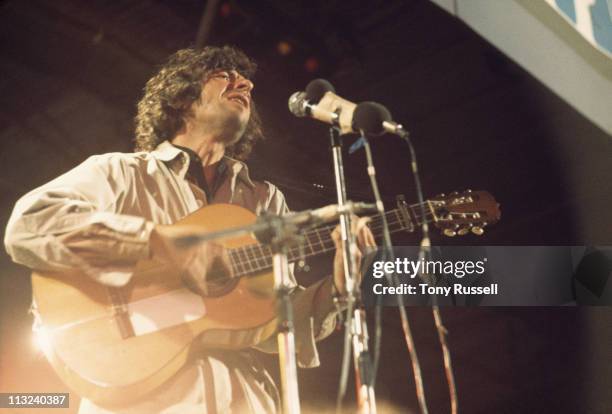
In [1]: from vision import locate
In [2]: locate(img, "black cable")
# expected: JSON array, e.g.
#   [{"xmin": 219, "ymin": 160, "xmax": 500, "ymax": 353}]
[
  {"xmin": 401, "ymin": 133, "xmax": 458, "ymax": 414},
  {"xmin": 335, "ymin": 295, "xmax": 355, "ymax": 413},
  {"xmin": 360, "ymin": 132, "xmax": 429, "ymax": 414}
]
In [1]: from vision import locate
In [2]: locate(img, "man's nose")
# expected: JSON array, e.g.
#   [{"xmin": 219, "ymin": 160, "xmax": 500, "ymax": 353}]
[{"xmin": 232, "ymin": 75, "xmax": 253, "ymax": 92}]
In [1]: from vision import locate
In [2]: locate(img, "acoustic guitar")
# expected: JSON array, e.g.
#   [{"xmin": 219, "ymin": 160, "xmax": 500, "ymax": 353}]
[{"xmin": 31, "ymin": 190, "xmax": 500, "ymax": 405}]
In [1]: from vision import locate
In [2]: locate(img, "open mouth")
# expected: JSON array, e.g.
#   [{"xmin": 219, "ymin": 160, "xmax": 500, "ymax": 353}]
[{"xmin": 226, "ymin": 94, "xmax": 249, "ymax": 108}]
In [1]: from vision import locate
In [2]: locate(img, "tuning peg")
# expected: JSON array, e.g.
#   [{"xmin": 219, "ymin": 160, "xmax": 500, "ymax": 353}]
[
  {"xmin": 443, "ymin": 229, "xmax": 457, "ymax": 237},
  {"xmin": 457, "ymin": 227, "xmax": 469, "ymax": 236},
  {"xmin": 471, "ymin": 226, "xmax": 484, "ymax": 235}
]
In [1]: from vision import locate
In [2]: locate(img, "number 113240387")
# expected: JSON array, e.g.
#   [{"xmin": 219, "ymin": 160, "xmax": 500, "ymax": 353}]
[{"xmin": 0, "ymin": 393, "xmax": 69, "ymax": 408}]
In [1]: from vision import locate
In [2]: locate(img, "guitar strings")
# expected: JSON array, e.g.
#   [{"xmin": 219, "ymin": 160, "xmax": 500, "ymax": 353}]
[
  {"xmin": 226, "ymin": 205, "xmax": 436, "ymax": 277},
  {"xmin": 227, "ymin": 214, "xmax": 431, "ymax": 273},
  {"xmin": 227, "ymin": 207, "xmax": 437, "ymax": 276},
  {"xmin": 229, "ymin": 217, "xmax": 404, "ymax": 274}
]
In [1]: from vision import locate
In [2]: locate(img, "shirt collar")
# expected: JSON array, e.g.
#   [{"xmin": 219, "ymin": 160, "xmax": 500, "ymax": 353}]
[{"xmin": 150, "ymin": 140, "xmax": 256, "ymax": 189}]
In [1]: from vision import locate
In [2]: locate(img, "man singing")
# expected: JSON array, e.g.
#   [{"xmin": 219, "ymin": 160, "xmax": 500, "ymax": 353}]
[{"xmin": 4, "ymin": 46, "xmax": 374, "ymax": 413}]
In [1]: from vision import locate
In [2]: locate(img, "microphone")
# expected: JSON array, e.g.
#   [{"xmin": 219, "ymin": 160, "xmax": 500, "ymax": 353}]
[
  {"xmin": 353, "ymin": 101, "xmax": 408, "ymax": 137},
  {"xmin": 284, "ymin": 201, "xmax": 378, "ymax": 226},
  {"xmin": 253, "ymin": 202, "xmax": 378, "ymax": 245},
  {"xmin": 289, "ymin": 78, "xmax": 334, "ymax": 113},
  {"xmin": 288, "ymin": 79, "xmax": 358, "ymax": 135}
]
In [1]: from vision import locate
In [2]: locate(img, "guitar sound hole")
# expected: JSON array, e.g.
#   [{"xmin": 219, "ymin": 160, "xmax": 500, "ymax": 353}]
[
  {"xmin": 180, "ymin": 256, "xmax": 240, "ymax": 298},
  {"xmin": 205, "ymin": 271, "xmax": 239, "ymax": 297},
  {"xmin": 203, "ymin": 256, "xmax": 239, "ymax": 297}
]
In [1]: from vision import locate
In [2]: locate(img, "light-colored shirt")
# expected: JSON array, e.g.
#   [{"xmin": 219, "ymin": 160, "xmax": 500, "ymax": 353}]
[{"xmin": 4, "ymin": 141, "xmax": 338, "ymax": 413}]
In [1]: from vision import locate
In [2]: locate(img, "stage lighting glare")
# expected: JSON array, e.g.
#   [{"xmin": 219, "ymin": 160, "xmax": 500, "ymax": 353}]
[
  {"xmin": 277, "ymin": 41, "xmax": 292, "ymax": 56},
  {"xmin": 304, "ymin": 57, "xmax": 319, "ymax": 73},
  {"xmin": 33, "ymin": 326, "xmax": 53, "ymax": 357},
  {"xmin": 220, "ymin": 3, "xmax": 231, "ymax": 17}
]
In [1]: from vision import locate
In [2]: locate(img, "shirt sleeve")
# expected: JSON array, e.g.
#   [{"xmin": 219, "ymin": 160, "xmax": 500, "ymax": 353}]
[
  {"xmin": 255, "ymin": 182, "xmax": 339, "ymax": 368},
  {"xmin": 4, "ymin": 154, "xmax": 154, "ymax": 287}
]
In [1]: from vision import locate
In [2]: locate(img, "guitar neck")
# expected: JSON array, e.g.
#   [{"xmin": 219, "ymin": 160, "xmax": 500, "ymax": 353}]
[{"xmin": 227, "ymin": 200, "xmax": 434, "ymax": 277}]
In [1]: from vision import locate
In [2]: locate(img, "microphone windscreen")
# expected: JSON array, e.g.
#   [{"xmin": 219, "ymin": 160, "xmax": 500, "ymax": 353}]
[
  {"xmin": 305, "ymin": 79, "xmax": 335, "ymax": 103},
  {"xmin": 288, "ymin": 91, "xmax": 307, "ymax": 116},
  {"xmin": 353, "ymin": 101, "xmax": 392, "ymax": 135}
]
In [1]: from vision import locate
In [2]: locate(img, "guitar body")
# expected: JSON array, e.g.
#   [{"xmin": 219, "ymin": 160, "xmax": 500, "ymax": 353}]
[{"xmin": 31, "ymin": 204, "xmax": 278, "ymax": 406}]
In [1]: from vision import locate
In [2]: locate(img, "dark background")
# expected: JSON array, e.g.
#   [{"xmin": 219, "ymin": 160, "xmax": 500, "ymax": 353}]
[{"xmin": 1, "ymin": 1, "xmax": 611, "ymax": 413}]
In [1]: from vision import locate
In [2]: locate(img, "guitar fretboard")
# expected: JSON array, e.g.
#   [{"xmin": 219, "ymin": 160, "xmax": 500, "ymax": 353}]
[{"xmin": 227, "ymin": 201, "xmax": 435, "ymax": 277}]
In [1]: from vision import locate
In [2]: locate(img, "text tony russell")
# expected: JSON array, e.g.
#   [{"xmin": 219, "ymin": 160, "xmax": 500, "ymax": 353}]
[{"xmin": 372, "ymin": 283, "xmax": 499, "ymax": 296}]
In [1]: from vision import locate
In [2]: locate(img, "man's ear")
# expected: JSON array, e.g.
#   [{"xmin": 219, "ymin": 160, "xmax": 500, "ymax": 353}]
[
  {"xmin": 177, "ymin": 104, "xmax": 196, "ymax": 134},
  {"xmin": 175, "ymin": 120, "xmax": 188, "ymax": 136}
]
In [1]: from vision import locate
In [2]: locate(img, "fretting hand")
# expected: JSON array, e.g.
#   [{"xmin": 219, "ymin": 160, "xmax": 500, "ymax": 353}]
[{"xmin": 331, "ymin": 216, "xmax": 377, "ymax": 295}]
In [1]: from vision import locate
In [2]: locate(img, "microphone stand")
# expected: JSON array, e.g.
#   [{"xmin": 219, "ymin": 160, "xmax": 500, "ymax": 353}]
[
  {"xmin": 272, "ymin": 232, "xmax": 301, "ymax": 414},
  {"xmin": 255, "ymin": 214, "xmax": 302, "ymax": 414},
  {"xmin": 176, "ymin": 214, "xmax": 305, "ymax": 414},
  {"xmin": 329, "ymin": 127, "xmax": 377, "ymax": 414}
]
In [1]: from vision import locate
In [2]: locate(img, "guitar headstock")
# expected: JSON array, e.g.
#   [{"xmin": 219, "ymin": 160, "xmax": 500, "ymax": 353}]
[{"xmin": 429, "ymin": 190, "xmax": 500, "ymax": 237}]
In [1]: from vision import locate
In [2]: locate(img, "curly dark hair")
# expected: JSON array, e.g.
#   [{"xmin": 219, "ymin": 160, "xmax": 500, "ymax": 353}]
[{"xmin": 135, "ymin": 46, "xmax": 263, "ymax": 161}]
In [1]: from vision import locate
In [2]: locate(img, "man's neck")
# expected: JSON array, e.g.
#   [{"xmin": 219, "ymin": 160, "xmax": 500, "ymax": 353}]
[
  {"xmin": 171, "ymin": 132, "xmax": 227, "ymax": 191},
  {"xmin": 171, "ymin": 133, "xmax": 225, "ymax": 167}
]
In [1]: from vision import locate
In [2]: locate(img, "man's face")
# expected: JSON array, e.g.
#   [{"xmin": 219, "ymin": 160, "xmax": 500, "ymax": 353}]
[{"xmin": 188, "ymin": 69, "xmax": 254, "ymax": 145}]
